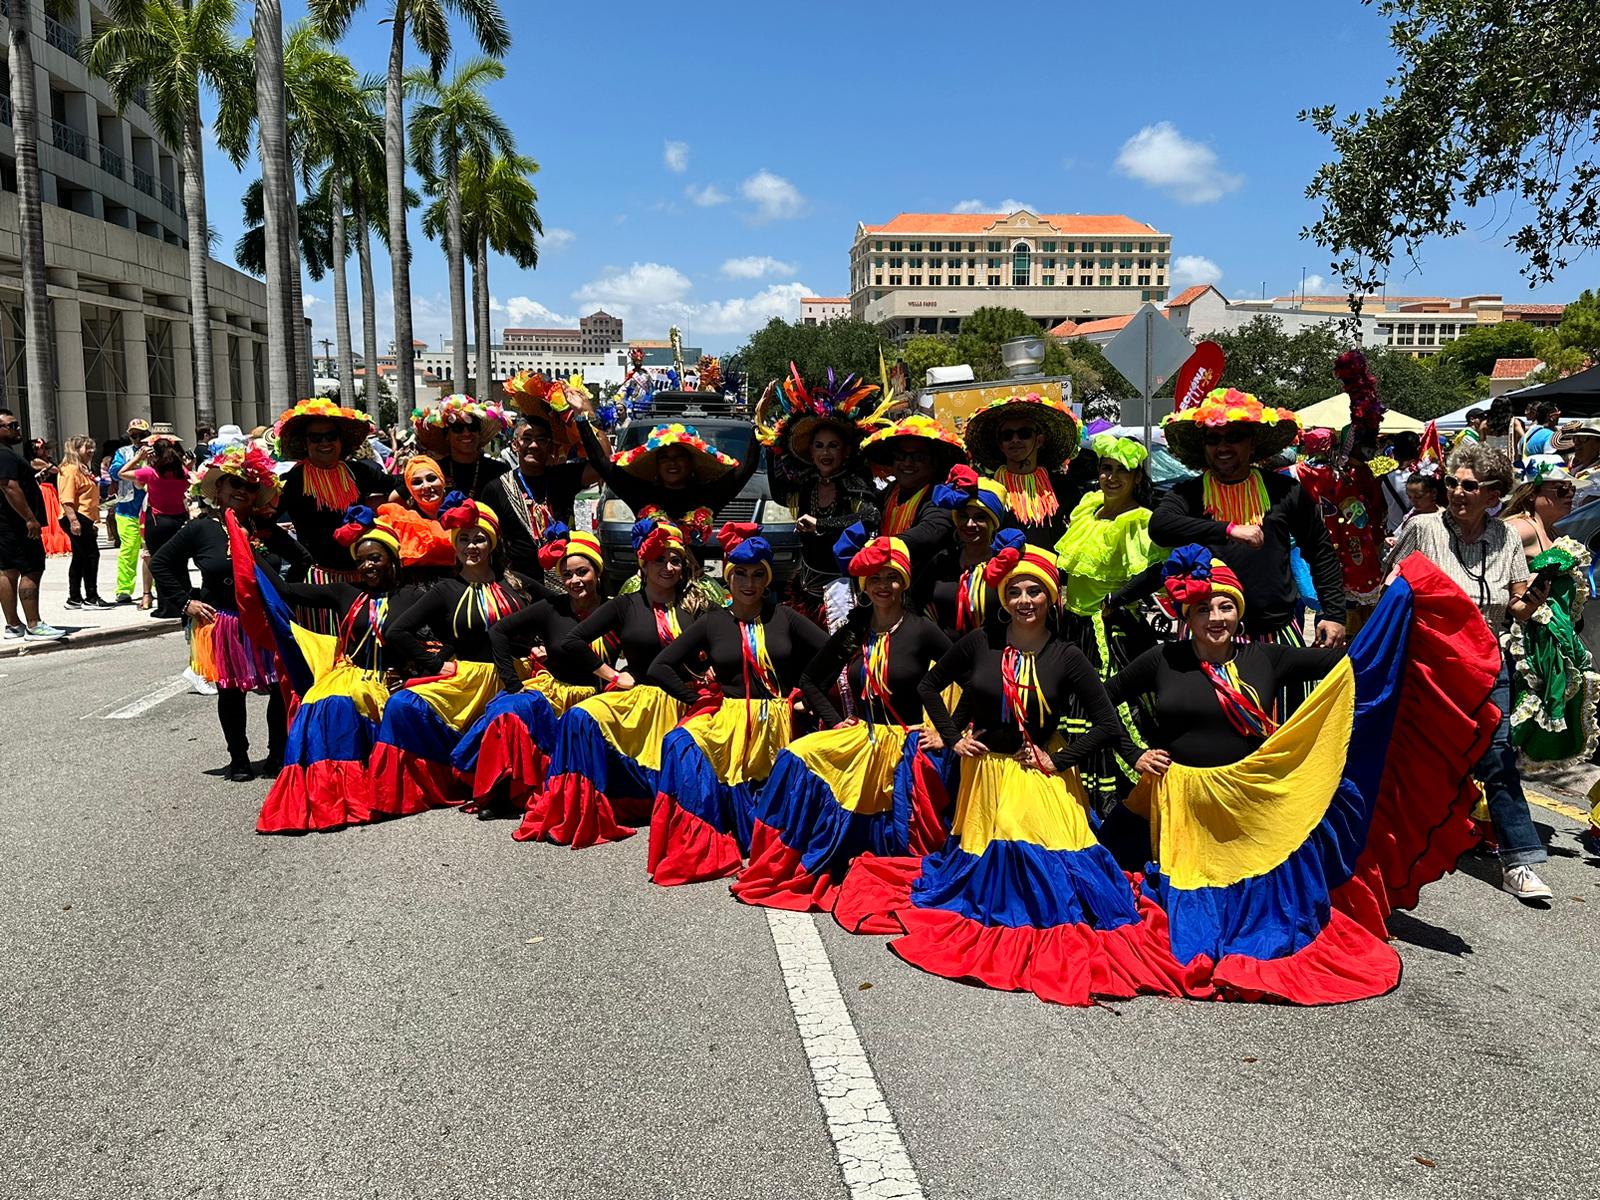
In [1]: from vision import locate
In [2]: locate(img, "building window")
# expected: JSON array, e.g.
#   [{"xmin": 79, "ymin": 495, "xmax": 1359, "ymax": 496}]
[
  {"xmin": 1118, "ymin": 275, "xmax": 1131, "ymax": 286},
  {"xmin": 987, "ymin": 241, "xmax": 1001, "ymax": 252},
  {"xmin": 1416, "ymin": 323, "xmax": 1437, "ymax": 344},
  {"xmin": 1119, "ymin": 259, "xmax": 1132, "ymax": 270},
  {"xmin": 1439, "ymin": 323, "xmax": 1457, "ymax": 341},
  {"xmin": 929, "ymin": 275, "xmax": 941, "ymax": 286},
  {"xmin": 1042, "ymin": 241, "xmax": 1056, "ymax": 252},
  {"xmin": 874, "ymin": 275, "xmax": 882, "ymax": 286},
  {"xmin": 1080, "ymin": 276, "xmax": 1093, "ymax": 287},
  {"xmin": 227, "ymin": 334, "xmax": 243, "ymax": 401},
  {"xmin": 1042, "ymin": 275, "xmax": 1054, "ymax": 287},
  {"xmin": 1139, "ymin": 242, "xmax": 1150, "ymax": 253},
  {"xmin": 1156, "ymin": 276, "xmax": 1165, "ymax": 286},
  {"xmin": 1138, "ymin": 275, "xmax": 1150, "ymax": 286},
  {"xmin": 988, "ymin": 274, "xmax": 1001, "ymax": 286},
  {"xmin": 1397, "ymin": 326, "xmax": 1415, "ymax": 346},
  {"xmin": 1099, "ymin": 275, "xmax": 1112, "ymax": 287},
  {"xmin": 1042, "ymin": 257, "xmax": 1055, "ymax": 270},
  {"xmin": 1100, "ymin": 242, "xmax": 1114, "ymax": 252},
  {"xmin": 909, "ymin": 275, "xmax": 921, "ymax": 285},
  {"xmin": 910, "ymin": 242, "xmax": 922, "ymax": 251},
  {"xmin": 1011, "ymin": 242, "xmax": 1031, "ymax": 285},
  {"xmin": 874, "ymin": 241, "xmax": 883, "ymax": 251},
  {"xmin": 930, "ymin": 241, "xmax": 942, "ymax": 252},
  {"xmin": 889, "ymin": 275, "xmax": 901, "ymax": 286},
  {"xmin": 909, "ymin": 257, "xmax": 922, "ymax": 268},
  {"xmin": 967, "ymin": 275, "xmax": 976, "ymax": 286},
  {"xmin": 146, "ymin": 320, "xmax": 176, "ymax": 422},
  {"xmin": 82, "ymin": 311, "xmax": 126, "ymax": 439}
]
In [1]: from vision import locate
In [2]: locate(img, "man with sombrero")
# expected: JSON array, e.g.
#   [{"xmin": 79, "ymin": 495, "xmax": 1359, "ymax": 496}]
[
  {"xmin": 273, "ymin": 398, "xmax": 391, "ymax": 575},
  {"xmin": 1150, "ymin": 388, "xmax": 1346, "ymax": 663},
  {"xmin": 585, "ymin": 420, "xmax": 758, "ymax": 526},
  {"xmin": 860, "ymin": 414, "xmax": 966, "ymax": 568},
  {"xmin": 498, "ymin": 371, "xmax": 610, "ymax": 532},
  {"xmin": 963, "ymin": 390, "xmax": 1082, "ymax": 547}
]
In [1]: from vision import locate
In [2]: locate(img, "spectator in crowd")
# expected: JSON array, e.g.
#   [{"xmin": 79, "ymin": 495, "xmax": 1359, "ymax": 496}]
[
  {"xmin": 0, "ymin": 408, "xmax": 65, "ymax": 640},
  {"xmin": 119, "ymin": 423, "xmax": 192, "ymax": 615},
  {"xmin": 109, "ymin": 418, "xmax": 151, "ymax": 604},
  {"xmin": 57, "ymin": 436, "xmax": 112, "ymax": 609}
]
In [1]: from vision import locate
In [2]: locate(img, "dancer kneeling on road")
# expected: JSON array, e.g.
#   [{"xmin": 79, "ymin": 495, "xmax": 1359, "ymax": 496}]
[
  {"xmin": 520, "ymin": 514, "xmax": 708, "ymax": 848},
  {"xmin": 646, "ymin": 522, "xmax": 828, "ymax": 886},
  {"xmin": 734, "ymin": 531, "xmax": 955, "ymax": 914},
  {"xmin": 151, "ymin": 446, "xmax": 311, "ymax": 781}
]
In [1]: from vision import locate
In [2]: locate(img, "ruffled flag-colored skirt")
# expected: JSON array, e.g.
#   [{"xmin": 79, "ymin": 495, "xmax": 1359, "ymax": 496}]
[
  {"xmin": 647, "ymin": 697, "xmax": 795, "ymax": 887},
  {"xmin": 835, "ymin": 555, "xmax": 1498, "ymax": 1007},
  {"xmin": 733, "ymin": 722, "xmax": 955, "ymax": 915},
  {"xmin": 367, "ymin": 659, "xmax": 506, "ymax": 818},
  {"xmin": 258, "ymin": 662, "xmax": 390, "ymax": 833},
  {"xmin": 519, "ymin": 686, "xmax": 685, "ymax": 848},
  {"xmin": 450, "ymin": 672, "xmax": 597, "ymax": 825}
]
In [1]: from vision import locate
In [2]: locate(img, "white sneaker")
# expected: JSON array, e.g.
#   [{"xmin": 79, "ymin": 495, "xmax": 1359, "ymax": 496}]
[
  {"xmin": 183, "ymin": 666, "xmax": 217, "ymax": 695},
  {"xmin": 23, "ymin": 622, "xmax": 66, "ymax": 641},
  {"xmin": 2, "ymin": 624, "xmax": 24, "ymax": 641},
  {"xmin": 1502, "ymin": 864, "xmax": 1553, "ymax": 902}
]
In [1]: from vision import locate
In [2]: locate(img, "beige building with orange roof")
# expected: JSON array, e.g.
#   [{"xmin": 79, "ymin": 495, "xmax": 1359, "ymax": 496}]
[{"xmin": 849, "ymin": 210, "xmax": 1170, "ymax": 336}]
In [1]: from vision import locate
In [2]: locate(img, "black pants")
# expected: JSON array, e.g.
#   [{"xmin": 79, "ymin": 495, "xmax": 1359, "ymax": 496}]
[
  {"xmin": 216, "ymin": 686, "xmax": 287, "ymax": 765},
  {"xmin": 146, "ymin": 512, "xmax": 189, "ymax": 616},
  {"xmin": 58, "ymin": 515, "xmax": 101, "ymax": 600}
]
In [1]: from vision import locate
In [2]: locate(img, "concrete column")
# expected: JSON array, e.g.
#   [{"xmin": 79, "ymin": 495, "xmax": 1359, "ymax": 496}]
[
  {"xmin": 237, "ymin": 336, "xmax": 259, "ymax": 429},
  {"xmin": 209, "ymin": 311, "xmax": 234, "ymax": 429},
  {"xmin": 169, "ymin": 314, "xmax": 194, "ymax": 444},
  {"xmin": 119, "ymin": 305, "xmax": 151, "ymax": 428},
  {"xmin": 51, "ymin": 293, "xmax": 89, "ymax": 443}
]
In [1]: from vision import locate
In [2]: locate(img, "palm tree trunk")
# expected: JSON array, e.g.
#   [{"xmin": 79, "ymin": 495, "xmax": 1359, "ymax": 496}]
[
  {"xmin": 328, "ymin": 169, "xmax": 356, "ymax": 411},
  {"xmin": 385, "ymin": 9, "xmax": 416, "ymax": 413},
  {"xmin": 253, "ymin": 0, "xmax": 295, "ymax": 414},
  {"xmin": 353, "ymin": 185, "xmax": 381, "ymax": 425},
  {"xmin": 181, "ymin": 112, "xmax": 216, "ymax": 428},
  {"xmin": 286, "ymin": 167, "xmax": 309, "ymax": 399},
  {"xmin": 7, "ymin": 9, "xmax": 56, "ymax": 447},
  {"xmin": 446, "ymin": 147, "xmax": 468, "ymax": 393},
  {"xmin": 474, "ymin": 225, "xmax": 491, "ymax": 402}
]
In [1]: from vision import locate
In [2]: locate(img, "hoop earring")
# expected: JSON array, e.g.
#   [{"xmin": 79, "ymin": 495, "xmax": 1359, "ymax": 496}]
[
  {"xmin": 998, "ymin": 608, "xmax": 1013, "ymax": 624},
  {"xmin": 855, "ymin": 589, "xmax": 872, "ymax": 608}
]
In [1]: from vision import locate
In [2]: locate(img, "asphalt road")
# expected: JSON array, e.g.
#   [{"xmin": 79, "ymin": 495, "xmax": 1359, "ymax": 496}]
[{"xmin": 4, "ymin": 636, "xmax": 1599, "ymax": 1199}]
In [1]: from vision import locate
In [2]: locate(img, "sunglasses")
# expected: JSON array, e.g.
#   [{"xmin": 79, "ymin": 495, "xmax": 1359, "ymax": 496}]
[
  {"xmin": 999, "ymin": 427, "xmax": 1036, "ymax": 442},
  {"xmin": 0, "ymin": 420, "xmax": 19, "ymax": 430},
  {"xmin": 1444, "ymin": 477, "xmax": 1483, "ymax": 493},
  {"xmin": 1203, "ymin": 429, "xmax": 1254, "ymax": 446},
  {"xmin": 1542, "ymin": 483, "xmax": 1576, "ymax": 498},
  {"xmin": 447, "ymin": 420, "xmax": 482, "ymax": 433},
  {"xmin": 304, "ymin": 430, "xmax": 342, "ymax": 443}
]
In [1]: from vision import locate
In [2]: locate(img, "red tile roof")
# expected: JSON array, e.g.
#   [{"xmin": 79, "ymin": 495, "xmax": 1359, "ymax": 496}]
[
  {"xmin": 1048, "ymin": 319, "xmax": 1079, "ymax": 337},
  {"xmin": 801, "ymin": 296, "xmax": 850, "ymax": 305},
  {"xmin": 1504, "ymin": 304, "xmax": 1567, "ymax": 315},
  {"xmin": 1055, "ymin": 313, "xmax": 1146, "ymax": 338},
  {"xmin": 1490, "ymin": 357, "xmax": 1544, "ymax": 379},
  {"xmin": 1167, "ymin": 285, "xmax": 1217, "ymax": 309},
  {"xmin": 862, "ymin": 212, "xmax": 1161, "ymax": 236}
]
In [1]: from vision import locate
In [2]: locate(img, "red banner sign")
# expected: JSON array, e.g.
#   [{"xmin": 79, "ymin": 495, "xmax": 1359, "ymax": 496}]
[{"xmin": 1172, "ymin": 341, "xmax": 1226, "ymax": 411}]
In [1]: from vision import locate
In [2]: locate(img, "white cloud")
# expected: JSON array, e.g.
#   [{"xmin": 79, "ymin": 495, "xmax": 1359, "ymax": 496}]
[
  {"xmin": 686, "ymin": 183, "xmax": 729, "ymax": 207},
  {"xmin": 302, "ymin": 293, "xmax": 325, "ymax": 307},
  {"xmin": 541, "ymin": 227, "xmax": 576, "ymax": 252},
  {"xmin": 1172, "ymin": 255, "xmax": 1224, "ymax": 287},
  {"xmin": 720, "ymin": 255, "xmax": 796, "ymax": 280},
  {"xmin": 663, "ymin": 140, "xmax": 689, "ymax": 173},
  {"xmin": 951, "ymin": 198, "xmax": 1037, "ymax": 214},
  {"xmin": 740, "ymin": 170, "xmax": 805, "ymax": 221},
  {"xmin": 571, "ymin": 261, "xmax": 812, "ymax": 344},
  {"xmin": 1296, "ymin": 273, "xmax": 1328, "ymax": 295},
  {"xmin": 492, "ymin": 296, "xmax": 576, "ymax": 327},
  {"xmin": 1114, "ymin": 121, "xmax": 1242, "ymax": 204}
]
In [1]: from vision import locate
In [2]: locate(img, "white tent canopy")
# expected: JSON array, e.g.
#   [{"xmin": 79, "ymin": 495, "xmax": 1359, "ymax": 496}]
[
  {"xmin": 1296, "ymin": 392, "xmax": 1425, "ymax": 435},
  {"xmin": 1431, "ymin": 401, "xmax": 1488, "ymax": 432}
]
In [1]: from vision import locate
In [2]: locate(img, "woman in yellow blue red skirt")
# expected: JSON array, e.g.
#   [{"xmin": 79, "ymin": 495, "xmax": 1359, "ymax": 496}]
[
  {"xmin": 452, "ymin": 523, "xmax": 618, "ymax": 823},
  {"xmin": 519, "ymin": 514, "xmax": 710, "ymax": 847},
  {"xmin": 367, "ymin": 494, "xmax": 549, "ymax": 816},
  {"xmin": 646, "ymin": 523, "xmax": 829, "ymax": 886},
  {"xmin": 150, "ymin": 445, "xmax": 312, "ymax": 781},
  {"xmin": 733, "ymin": 532, "xmax": 956, "ymax": 913},
  {"xmin": 257, "ymin": 509, "xmax": 425, "ymax": 834},
  {"xmin": 832, "ymin": 536, "xmax": 1199, "ymax": 1006}
]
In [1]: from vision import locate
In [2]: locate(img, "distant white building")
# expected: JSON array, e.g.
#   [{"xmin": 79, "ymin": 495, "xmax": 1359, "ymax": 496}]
[{"xmin": 799, "ymin": 296, "xmax": 851, "ymax": 325}]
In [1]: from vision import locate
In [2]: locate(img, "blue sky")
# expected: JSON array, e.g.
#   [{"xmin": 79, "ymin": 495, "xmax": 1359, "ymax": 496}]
[{"xmin": 202, "ymin": 1, "xmax": 1588, "ymax": 356}]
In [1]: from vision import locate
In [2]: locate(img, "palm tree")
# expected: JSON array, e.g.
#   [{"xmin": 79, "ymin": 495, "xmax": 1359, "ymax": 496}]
[
  {"xmin": 234, "ymin": 178, "xmax": 336, "ymax": 281},
  {"xmin": 251, "ymin": 0, "xmax": 297, "ymax": 411},
  {"xmin": 406, "ymin": 56, "xmax": 512, "ymax": 395},
  {"xmin": 10, "ymin": 3, "xmax": 58, "ymax": 444},
  {"xmin": 427, "ymin": 150, "xmax": 540, "ymax": 397},
  {"xmin": 309, "ymin": 0, "xmax": 510, "ymax": 414}
]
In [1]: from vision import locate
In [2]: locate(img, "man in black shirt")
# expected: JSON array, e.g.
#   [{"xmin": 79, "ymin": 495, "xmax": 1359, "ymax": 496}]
[{"xmin": 0, "ymin": 408, "xmax": 64, "ymax": 640}]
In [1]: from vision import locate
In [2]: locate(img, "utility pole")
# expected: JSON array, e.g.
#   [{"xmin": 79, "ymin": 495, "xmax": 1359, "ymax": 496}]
[{"xmin": 319, "ymin": 337, "xmax": 333, "ymax": 377}]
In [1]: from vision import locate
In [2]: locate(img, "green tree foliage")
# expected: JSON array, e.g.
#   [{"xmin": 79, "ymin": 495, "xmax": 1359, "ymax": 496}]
[
  {"xmin": 951, "ymin": 306, "xmax": 1069, "ymax": 381},
  {"xmin": 900, "ymin": 335, "xmax": 959, "ymax": 387},
  {"xmin": 729, "ymin": 318, "xmax": 892, "ymax": 394},
  {"xmin": 1542, "ymin": 289, "xmax": 1600, "ymax": 365},
  {"xmin": 1430, "ymin": 320, "xmax": 1544, "ymax": 380},
  {"xmin": 1364, "ymin": 347, "xmax": 1475, "ymax": 421},
  {"xmin": 1301, "ymin": 1, "xmax": 1600, "ymax": 294}
]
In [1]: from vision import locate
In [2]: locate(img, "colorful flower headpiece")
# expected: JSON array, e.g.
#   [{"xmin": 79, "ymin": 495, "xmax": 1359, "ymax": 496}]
[
  {"xmin": 190, "ymin": 443, "xmax": 281, "ymax": 509},
  {"xmin": 614, "ymin": 423, "xmax": 739, "ymax": 483},
  {"xmin": 932, "ymin": 463, "xmax": 1008, "ymax": 525},
  {"xmin": 332, "ymin": 505, "xmax": 401, "ymax": 560},
  {"xmin": 438, "ymin": 491, "xmax": 500, "ymax": 547},
  {"xmin": 1161, "ymin": 388, "xmax": 1301, "ymax": 470},
  {"xmin": 717, "ymin": 520, "xmax": 772, "ymax": 578},
  {"xmin": 860, "ymin": 413, "xmax": 968, "ymax": 467},
  {"xmin": 639, "ymin": 503, "xmax": 712, "ymax": 545},
  {"xmin": 1161, "ymin": 543, "xmax": 1245, "ymax": 617},
  {"xmin": 537, "ymin": 521, "xmax": 604, "ymax": 573},
  {"xmin": 412, "ymin": 395, "xmax": 510, "ymax": 444},
  {"xmin": 273, "ymin": 398, "xmax": 373, "ymax": 459},
  {"xmin": 846, "ymin": 535, "xmax": 911, "ymax": 588},
  {"xmin": 982, "ymin": 528, "xmax": 1061, "ymax": 605},
  {"xmin": 1090, "ymin": 432, "xmax": 1148, "ymax": 472},
  {"xmin": 758, "ymin": 362, "xmax": 891, "ymax": 458},
  {"xmin": 964, "ymin": 392, "xmax": 1081, "ymax": 470},
  {"xmin": 505, "ymin": 372, "xmax": 589, "ymax": 451}
]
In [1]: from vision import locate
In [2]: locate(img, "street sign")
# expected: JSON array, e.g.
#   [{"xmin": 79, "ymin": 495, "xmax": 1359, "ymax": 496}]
[{"xmin": 1102, "ymin": 302, "xmax": 1195, "ymax": 442}]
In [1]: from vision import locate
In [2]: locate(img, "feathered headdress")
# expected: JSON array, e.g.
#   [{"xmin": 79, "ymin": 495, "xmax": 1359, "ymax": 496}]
[{"xmin": 758, "ymin": 361, "xmax": 896, "ymax": 460}]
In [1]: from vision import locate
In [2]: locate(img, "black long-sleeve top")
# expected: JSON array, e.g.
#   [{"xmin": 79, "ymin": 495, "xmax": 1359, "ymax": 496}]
[
  {"xmin": 918, "ymin": 547, "xmax": 1000, "ymax": 639},
  {"xmin": 268, "ymin": 576, "xmax": 424, "ymax": 673},
  {"xmin": 648, "ymin": 601, "xmax": 828, "ymax": 703},
  {"xmin": 276, "ymin": 458, "xmax": 394, "ymax": 570},
  {"xmin": 1105, "ymin": 642, "xmax": 1345, "ymax": 768},
  {"xmin": 1148, "ymin": 470, "xmax": 1347, "ymax": 634},
  {"xmin": 562, "ymin": 590, "xmax": 700, "ymax": 679},
  {"xmin": 496, "ymin": 460, "xmax": 590, "ymax": 528},
  {"xmin": 782, "ymin": 469, "xmax": 881, "ymax": 576},
  {"xmin": 441, "ymin": 453, "xmax": 512, "ymax": 500},
  {"xmin": 489, "ymin": 594, "xmax": 612, "ymax": 692},
  {"xmin": 579, "ymin": 417, "xmax": 759, "ymax": 519},
  {"xmin": 918, "ymin": 627, "xmax": 1120, "ymax": 773},
  {"xmin": 800, "ymin": 611, "xmax": 952, "ymax": 727},
  {"xmin": 385, "ymin": 572, "xmax": 549, "ymax": 672},
  {"xmin": 151, "ymin": 514, "xmax": 313, "ymax": 613}
]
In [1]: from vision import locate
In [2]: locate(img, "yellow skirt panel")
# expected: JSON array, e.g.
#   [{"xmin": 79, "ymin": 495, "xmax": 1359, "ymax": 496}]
[
  {"xmin": 684, "ymin": 698, "xmax": 795, "ymax": 787},
  {"xmin": 952, "ymin": 752, "xmax": 1096, "ymax": 857},
  {"xmin": 784, "ymin": 722, "xmax": 911, "ymax": 816},
  {"xmin": 576, "ymin": 686, "xmax": 685, "ymax": 772}
]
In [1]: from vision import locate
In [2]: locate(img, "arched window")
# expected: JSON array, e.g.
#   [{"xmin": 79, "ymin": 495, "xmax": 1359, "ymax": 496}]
[{"xmin": 1011, "ymin": 242, "xmax": 1031, "ymax": 286}]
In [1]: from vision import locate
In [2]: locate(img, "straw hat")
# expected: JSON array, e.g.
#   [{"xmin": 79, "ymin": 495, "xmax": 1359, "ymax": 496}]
[
  {"xmin": 963, "ymin": 392, "xmax": 1081, "ymax": 470},
  {"xmin": 1161, "ymin": 388, "xmax": 1301, "ymax": 471},
  {"xmin": 614, "ymin": 423, "xmax": 739, "ymax": 483}
]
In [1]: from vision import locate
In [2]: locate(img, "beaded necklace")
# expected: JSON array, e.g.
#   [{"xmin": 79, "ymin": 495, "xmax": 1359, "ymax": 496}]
[
  {"xmin": 881, "ymin": 485, "xmax": 930, "ymax": 536},
  {"xmin": 301, "ymin": 462, "xmax": 359, "ymax": 512}
]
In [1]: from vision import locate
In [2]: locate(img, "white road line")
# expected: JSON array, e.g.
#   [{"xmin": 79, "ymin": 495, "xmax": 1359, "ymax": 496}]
[
  {"xmin": 103, "ymin": 676, "xmax": 191, "ymax": 719},
  {"xmin": 764, "ymin": 909, "xmax": 924, "ymax": 1200}
]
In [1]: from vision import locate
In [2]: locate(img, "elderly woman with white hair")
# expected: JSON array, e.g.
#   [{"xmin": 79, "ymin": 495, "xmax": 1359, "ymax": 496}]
[{"xmin": 1389, "ymin": 439, "xmax": 1556, "ymax": 903}]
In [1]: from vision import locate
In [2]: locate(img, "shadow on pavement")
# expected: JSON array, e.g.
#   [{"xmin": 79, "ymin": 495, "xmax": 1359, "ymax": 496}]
[{"xmin": 1387, "ymin": 910, "xmax": 1473, "ymax": 957}]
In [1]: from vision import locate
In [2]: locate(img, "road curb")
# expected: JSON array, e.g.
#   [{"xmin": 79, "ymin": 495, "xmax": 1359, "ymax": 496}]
[{"xmin": 0, "ymin": 618, "xmax": 184, "ymax": 659}]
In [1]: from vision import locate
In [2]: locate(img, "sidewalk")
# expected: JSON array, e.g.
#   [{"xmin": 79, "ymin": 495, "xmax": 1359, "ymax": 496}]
[{"xmin": 2, "ymin": 531, "xmax": 188, "ymax": 658}]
